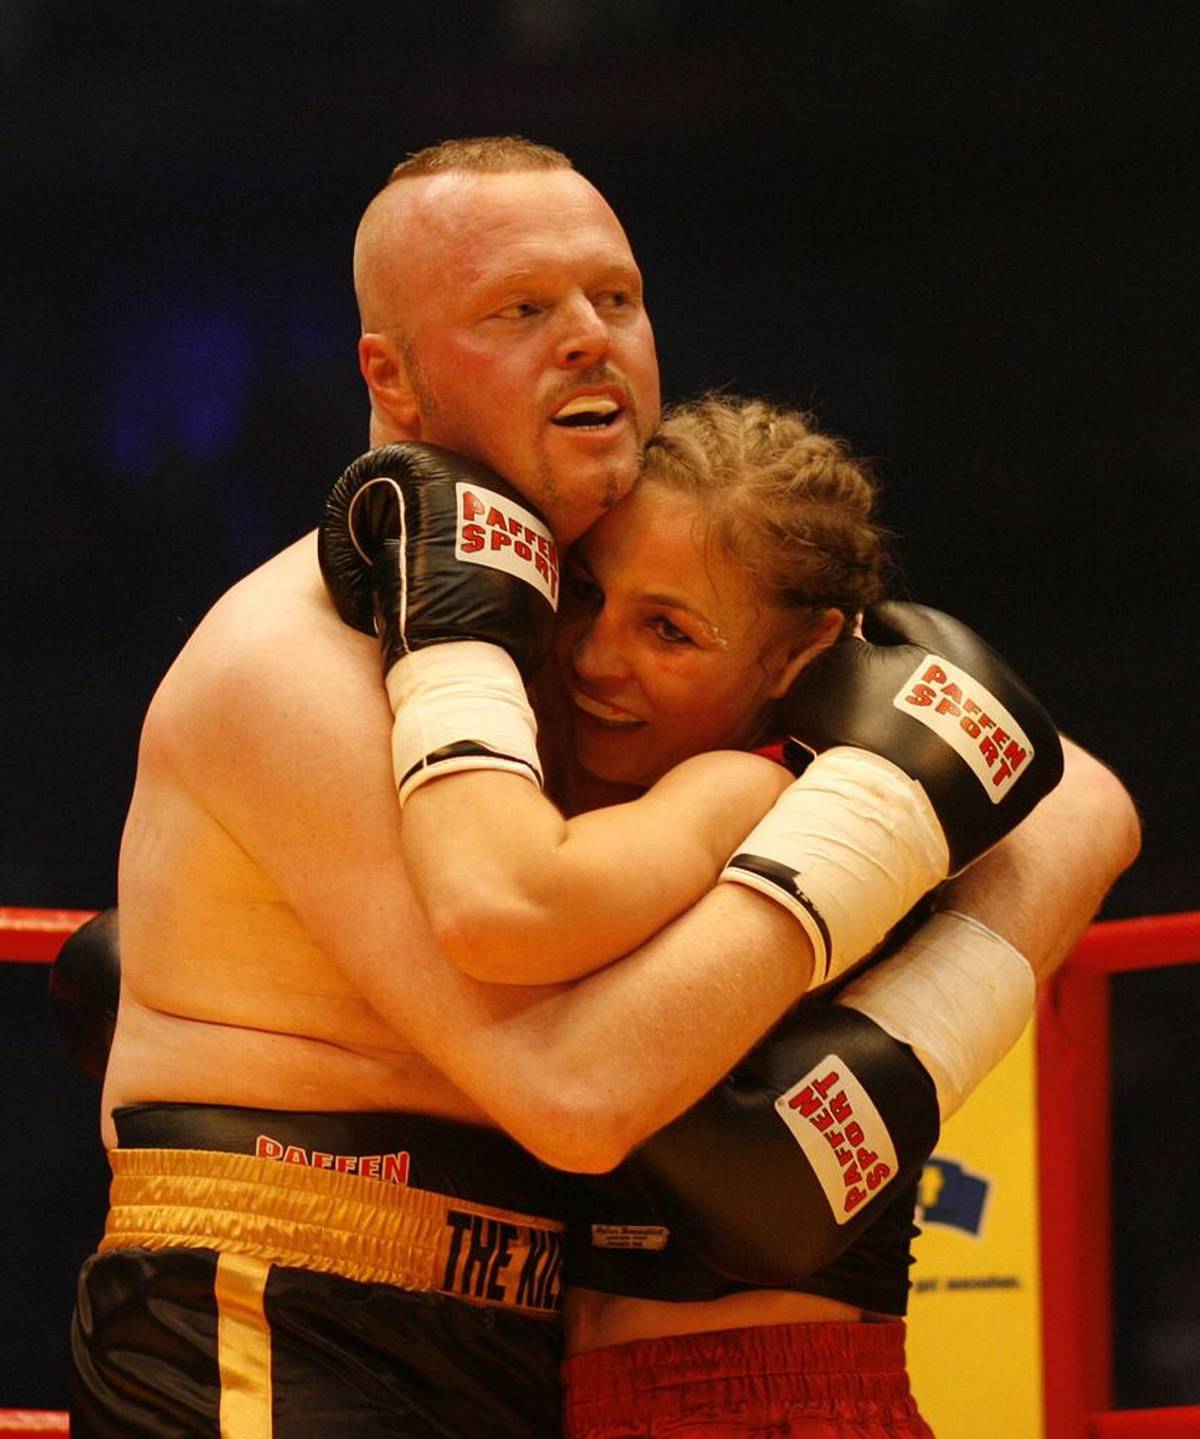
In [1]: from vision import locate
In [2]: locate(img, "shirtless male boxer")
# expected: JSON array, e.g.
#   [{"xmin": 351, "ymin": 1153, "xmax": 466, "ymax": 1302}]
[{"xmin": 69, "ymin": 137, "xmax": 1140, "ymax": 1438}]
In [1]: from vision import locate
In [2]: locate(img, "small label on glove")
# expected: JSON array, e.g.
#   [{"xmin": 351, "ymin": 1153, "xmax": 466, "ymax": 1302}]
[
  {"xmin": 457, "ymin": 483, "xmax": 560, "ymax": 608},
  {"xmin": 775, "ymin": 1055, "xmax": 899, "ymax": 1224},
  {"xmin": 591, "ymin": 1224, "xmax": 670, "ymax": 1250},
  {"xmin": 894, "ymin": 655, "xmax": 1033, "ymax": 803}
]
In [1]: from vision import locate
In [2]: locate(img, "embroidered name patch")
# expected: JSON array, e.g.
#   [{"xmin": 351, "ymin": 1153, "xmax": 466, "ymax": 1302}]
[
  {"xmin": 775, "ymin": 1055, "xmax": 898, "ymax": 1224},
  {"xmin": 590, "ymin": 1224, "xmax": 670, "ymax": 1251}
]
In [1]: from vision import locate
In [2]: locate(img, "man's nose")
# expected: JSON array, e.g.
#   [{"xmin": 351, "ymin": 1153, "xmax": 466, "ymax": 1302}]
[{"xmin": 554, "ymin": 294, "xmax": 611, "ymax": 369}]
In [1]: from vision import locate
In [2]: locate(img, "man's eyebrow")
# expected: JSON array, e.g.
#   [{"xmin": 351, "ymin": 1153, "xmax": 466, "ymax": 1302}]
[
  {"xmin": 479, "ymin": 258, "xmax": 642, "ymax": 295},
  {"xmin": 467, "ymin": 273, "xmax": 537, "ymax": 304},
  {"xmin": 483, "ymin": 269, "xmax": 540, "ymax": 288},
  {"xmin": 597, "ymin": 262, "xmax": 644, "ymax": 292}
]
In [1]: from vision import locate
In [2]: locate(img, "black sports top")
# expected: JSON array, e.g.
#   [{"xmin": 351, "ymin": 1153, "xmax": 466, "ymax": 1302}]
[{"xmin": 562, "ymin": 1141, "xmax": 919, "ymax": 1316}]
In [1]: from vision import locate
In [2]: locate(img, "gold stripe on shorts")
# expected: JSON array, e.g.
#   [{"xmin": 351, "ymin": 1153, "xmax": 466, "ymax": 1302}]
[
  {"xmin": 101, "ymin": 1147, "xmax": 563, "ymax": 1317},
  {"xmin": 213, "ymin": 1251, "xmax": 272, "ymax": 1439}
]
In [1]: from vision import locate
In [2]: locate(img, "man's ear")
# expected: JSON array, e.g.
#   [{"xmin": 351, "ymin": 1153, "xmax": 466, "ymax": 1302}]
[
  {"xmin": 358, "ymin": 333, "xmax": 421, "ymax": 439},
  {"xmin": 768, "ymin": 608, "xmax": 846, "ymax": 699}
]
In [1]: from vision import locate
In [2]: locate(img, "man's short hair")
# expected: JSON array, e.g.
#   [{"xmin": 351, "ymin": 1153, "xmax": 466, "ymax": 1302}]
[{"xmin": 387, "ymin": 136, "xmax": 573, "ymax": 184}]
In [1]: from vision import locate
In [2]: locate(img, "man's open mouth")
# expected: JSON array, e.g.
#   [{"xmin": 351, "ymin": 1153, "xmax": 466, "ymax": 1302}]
[{"xmin": 551, "ymin": 396, "xmax": 621, "ymax": 430}]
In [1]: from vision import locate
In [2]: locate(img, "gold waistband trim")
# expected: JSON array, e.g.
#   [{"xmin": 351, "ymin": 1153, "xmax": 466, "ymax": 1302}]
[{"xmin": 102, "ymin": 1147, "xmax": 563, "ymax": 1318}]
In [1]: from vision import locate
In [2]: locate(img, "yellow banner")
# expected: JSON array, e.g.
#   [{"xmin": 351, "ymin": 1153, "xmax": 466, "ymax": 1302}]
[{"xmin": 906, "ymin": 1022, "xmax": 1043, "ymax": 1438}]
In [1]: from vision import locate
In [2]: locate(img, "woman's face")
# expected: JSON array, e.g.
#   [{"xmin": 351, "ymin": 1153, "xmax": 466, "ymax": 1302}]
[{"xmin": 555, "ymin": 481, "xmax": 809, "ymax": 788}]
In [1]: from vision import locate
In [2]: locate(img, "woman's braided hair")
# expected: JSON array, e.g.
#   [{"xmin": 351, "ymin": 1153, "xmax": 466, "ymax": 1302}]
[{"xmin": 640, "ymin": 395, "xmax": 890, "ymax": 630}]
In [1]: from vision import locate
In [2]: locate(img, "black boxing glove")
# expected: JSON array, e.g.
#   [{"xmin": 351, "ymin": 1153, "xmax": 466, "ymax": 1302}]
[
  {"xmin": 624, "ymin": 998, "xmax": 939, "ymax": 1288},
  {"xmin": 720, "ymin": 602, "xmax": 1063, "ymax": 985},
  {"xmin": 47, "ymin": 908, "xmax": 121, "ymax": 1081},
  {"xmin": 781, "ymin": 601, "xmax": 1063, "ymax": 872},
  {"xmin": 618, "ymin": 906, "xmax": 1037, "ymax": 1288},
  {"xmin": 319, "ymin": 443, "xmax": 561, "ymax": 803}
]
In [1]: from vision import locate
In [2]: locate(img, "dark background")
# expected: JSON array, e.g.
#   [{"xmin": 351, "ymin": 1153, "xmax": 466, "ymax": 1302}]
[{"xmin": 2, "ymin": 0, "xmax": 1197, "ymax": 1414}]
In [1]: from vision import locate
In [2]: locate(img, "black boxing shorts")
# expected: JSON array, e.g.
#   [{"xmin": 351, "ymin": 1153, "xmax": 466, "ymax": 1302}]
[{"xmin": 69, "ymin": 1104, "xmax": 567, "ymax": 1438}]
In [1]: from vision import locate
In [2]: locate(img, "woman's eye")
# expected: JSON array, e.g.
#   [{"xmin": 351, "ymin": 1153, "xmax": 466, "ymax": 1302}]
[
  {"xmin": 652, "ymin": 616, "xmax": 693, "ymax": 645},
  {"xmin": 564, "ymin": 569, "xmax": 603, "ymax": 607}
]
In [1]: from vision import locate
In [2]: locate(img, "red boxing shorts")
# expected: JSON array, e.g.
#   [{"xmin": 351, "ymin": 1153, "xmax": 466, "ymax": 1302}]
[{"xmin": 561, "ymin": 1320, "xmax": 935, "ymax": 1438}]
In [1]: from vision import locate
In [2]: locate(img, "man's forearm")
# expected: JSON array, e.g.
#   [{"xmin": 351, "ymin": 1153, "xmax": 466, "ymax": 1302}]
[{"xmin": 936, "ymin": 735, "xmax": 1141, "ymax": 982}]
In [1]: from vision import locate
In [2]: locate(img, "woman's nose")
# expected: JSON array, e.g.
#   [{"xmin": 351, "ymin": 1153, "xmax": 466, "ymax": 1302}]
[{"xmin": 570, "ymin": 610, "xmax": 629, "ymax": 684}]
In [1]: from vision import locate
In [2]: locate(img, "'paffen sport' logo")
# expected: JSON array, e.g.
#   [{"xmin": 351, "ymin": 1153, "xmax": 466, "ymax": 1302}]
[
  {"xmin": 456, "ymin": 483, "xmax": 559, "ymax": 607},
  {"xmin": 775, "ymin": 1057, "xmax": 898, "ymax": 1223},
  {"xmin": 894, "ymin": 655, "xmax": 1033, "ymax": 803},
  {"xmin": 255, "ymin": 1134, "xmax": 411, "ymax": 1185}
]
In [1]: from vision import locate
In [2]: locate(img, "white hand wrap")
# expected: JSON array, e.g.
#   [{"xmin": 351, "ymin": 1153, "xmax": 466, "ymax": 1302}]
[
  {"xmin": 719, "ymin": 746, "xmax": 951, "ymax": 987},
  {"xmin": 384, "ymin": 640, "xmax": 542, "ymax": 806},
  {"xmin": 838, "ymin": 909, "xmax": 1036, "ymax": 1120}
]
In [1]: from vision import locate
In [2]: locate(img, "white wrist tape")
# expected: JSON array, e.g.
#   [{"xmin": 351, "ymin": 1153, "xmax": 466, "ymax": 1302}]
[
  {"xmin": 719, "ymin": 747, "xmax": 951, "ymax": 988},
  {"xmin": 838, "ymin": 909, "xmax": 1036, "ymax": 1120},
  {"xmin": 384, "ymin": 640, "xmax": 542, "ymax": 806}
]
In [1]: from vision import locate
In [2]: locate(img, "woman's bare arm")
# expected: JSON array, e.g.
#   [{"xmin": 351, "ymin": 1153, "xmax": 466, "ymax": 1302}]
[{"xmin": 398, "ymin": 752, "xmax": 791, "ymax": 983}]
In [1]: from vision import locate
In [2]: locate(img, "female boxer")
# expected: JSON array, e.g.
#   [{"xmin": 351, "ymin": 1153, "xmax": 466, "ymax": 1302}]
[{"xmin": 548, "ymin": 397, "xmax": 937, "ymax": 1438}]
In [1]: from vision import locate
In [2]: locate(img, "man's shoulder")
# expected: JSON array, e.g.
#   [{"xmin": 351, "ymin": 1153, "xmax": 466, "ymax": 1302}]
[
  {"xmin": 197, "ymin": 534, "xmax": 364, "ymax": 671},
  {"xmin": 209, "ymin": 531, "xmax": 323, "ymax": 638},
  {"xmin": 127, "ymin": 530, "xmax": 402, "ymax": 907},
  {"xmin": 152, "ymin": 532, "xmax": 381, "ymax": 747}
]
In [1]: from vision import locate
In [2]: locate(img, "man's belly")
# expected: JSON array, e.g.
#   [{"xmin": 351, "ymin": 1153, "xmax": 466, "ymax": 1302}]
[{"xmin": 101, "ymin": 993, "xmax": 492, "ymax": 1148}]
